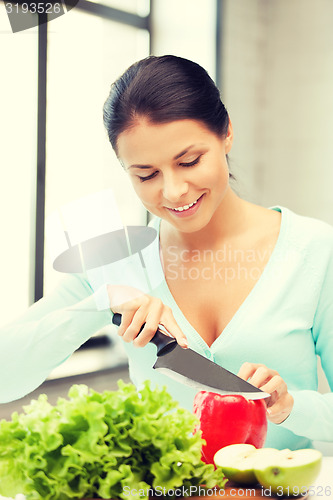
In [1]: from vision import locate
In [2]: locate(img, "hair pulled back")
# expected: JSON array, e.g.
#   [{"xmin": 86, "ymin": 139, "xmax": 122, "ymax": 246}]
[{"xmin": 103, "ymin": 55, "xmax": 229, "ymax": 154}]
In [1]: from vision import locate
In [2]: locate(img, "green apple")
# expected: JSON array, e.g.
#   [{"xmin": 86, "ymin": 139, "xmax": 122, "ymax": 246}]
[
  {"xmin": 254, "ymin": 448, "xmax": 322, "ymax": 496},
  {"xmin": 214, "ymin": 444, "xmax": 282, "ymax": 485}
]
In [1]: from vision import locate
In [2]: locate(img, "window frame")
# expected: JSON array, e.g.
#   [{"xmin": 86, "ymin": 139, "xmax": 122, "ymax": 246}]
[
  {"xmin": 3, "ymin": 0, "xmax": 223, "ymax": 303},
  {"xmin": 34, "ymin": 0, "xmax": 152, "ymax": 302}
]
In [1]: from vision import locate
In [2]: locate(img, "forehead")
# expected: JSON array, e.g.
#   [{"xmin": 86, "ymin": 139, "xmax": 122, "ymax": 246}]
[{"xmin": 117, "ymin": 119, "xmax": 215, "ymax": 166}]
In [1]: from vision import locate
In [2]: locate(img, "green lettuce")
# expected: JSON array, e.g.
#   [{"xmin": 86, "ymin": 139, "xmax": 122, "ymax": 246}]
[{"xmin": 0, "ymin": 381, "xmax": 226, "ymax": 499}]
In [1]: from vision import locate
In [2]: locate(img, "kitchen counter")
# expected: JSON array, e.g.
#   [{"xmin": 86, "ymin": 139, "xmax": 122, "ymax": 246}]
[{"xmin": 313, "ymin": 457, "xmax": 333, "ymax": 495}]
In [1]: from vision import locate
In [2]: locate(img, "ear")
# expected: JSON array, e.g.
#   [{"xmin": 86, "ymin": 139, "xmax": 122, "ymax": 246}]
[{"xmin": 224, "ymin": 119, "xmax": 233, "ymax": 154}]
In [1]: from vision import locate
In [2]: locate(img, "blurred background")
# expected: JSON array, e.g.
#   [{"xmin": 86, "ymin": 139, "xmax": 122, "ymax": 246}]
[{"xmin": 0, "ymin": 0, "xmax": 332, "ymax": 452}]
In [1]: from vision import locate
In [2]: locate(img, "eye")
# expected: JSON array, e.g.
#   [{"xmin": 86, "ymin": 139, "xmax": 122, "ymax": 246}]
[
  {"xmin": 179, "ymin": 154, "xmax": 203, "ymax": 167},
  {"xmin": 138, "ymin": 171, "xmax": 158, "ymax": 182}
]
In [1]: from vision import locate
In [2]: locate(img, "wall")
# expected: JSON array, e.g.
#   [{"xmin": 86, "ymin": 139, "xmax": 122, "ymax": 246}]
[
  {"xmin": 151, "ymin": 0, "xmax": 216, "ymax": 78},
  {"xmin": 221, "ymin": 0, "xmax": 333, "ymax": 224}
]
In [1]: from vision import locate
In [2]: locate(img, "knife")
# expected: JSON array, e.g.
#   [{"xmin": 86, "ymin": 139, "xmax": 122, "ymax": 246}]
[{"xmin": 112, "ymin": 313, "xmax": 270, "ymax": 400}]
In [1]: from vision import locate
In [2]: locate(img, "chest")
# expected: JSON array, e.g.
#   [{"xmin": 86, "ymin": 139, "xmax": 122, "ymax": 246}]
[{"xmin": 162, "ymin": 244, "xmax": 275, "ymax": 347}]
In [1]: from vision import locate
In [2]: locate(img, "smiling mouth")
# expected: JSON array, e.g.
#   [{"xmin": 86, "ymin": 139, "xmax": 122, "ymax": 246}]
[{"xmin": 168, "ymin": 196, "xmax": 202, "ymax": 212}]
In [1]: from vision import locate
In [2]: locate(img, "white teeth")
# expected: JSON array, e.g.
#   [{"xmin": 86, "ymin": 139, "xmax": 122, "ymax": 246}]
[{"xmin": 173, "ymin": 199, "xmax": 198, "ymax": 212}]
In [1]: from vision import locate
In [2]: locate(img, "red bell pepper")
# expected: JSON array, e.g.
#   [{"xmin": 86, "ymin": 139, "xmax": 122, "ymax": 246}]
[{"xmin": 193, "ymin": 392, "xmax": 268, "ymax": 465}]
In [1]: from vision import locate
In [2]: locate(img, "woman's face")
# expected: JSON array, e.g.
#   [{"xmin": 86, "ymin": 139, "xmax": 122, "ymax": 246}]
[{"xmin": 117, "ymin": 118, "xmax": 233, "ymax": 233}]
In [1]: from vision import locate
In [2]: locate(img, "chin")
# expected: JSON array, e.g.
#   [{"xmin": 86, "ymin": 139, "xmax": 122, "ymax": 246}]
[{"xmin": 171, "ymin": 216, "xmax": 211, "ymax": 234}]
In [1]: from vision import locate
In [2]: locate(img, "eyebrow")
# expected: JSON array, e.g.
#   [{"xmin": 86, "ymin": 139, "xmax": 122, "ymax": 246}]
[{"xmin": 127, "ymin": 144, "xmax": 203, "ymax": 170}]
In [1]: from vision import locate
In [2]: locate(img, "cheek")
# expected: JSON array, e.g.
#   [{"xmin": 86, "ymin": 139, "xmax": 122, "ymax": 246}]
[
  {"xmin": 217, "ymin": 157, "xmax": 230, "ymax": 182},
  {"xmin": 202, "ymin": 160, "xmax": 229, "ymax": 188}
]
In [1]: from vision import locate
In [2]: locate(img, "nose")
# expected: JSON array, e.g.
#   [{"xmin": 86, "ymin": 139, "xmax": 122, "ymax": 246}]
[{"xmin": 162, "ymin": 171, "xmax": 189, "ymax": 203}]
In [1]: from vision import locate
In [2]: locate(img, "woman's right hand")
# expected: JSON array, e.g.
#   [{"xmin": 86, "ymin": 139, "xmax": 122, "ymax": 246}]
[{"xmin": 107, "ymin": 285, "xmax": 188, "ymax": 349}]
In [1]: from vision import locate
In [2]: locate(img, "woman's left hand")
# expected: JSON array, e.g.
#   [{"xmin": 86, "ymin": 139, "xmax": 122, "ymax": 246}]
[{"xmin": 237, "ymin": 362, "xmax": 294, "ymax": 424}]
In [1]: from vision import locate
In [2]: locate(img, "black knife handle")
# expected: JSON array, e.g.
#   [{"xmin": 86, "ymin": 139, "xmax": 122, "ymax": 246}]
[{"xmin": 112, "ymin": 313, "xmax": 177, "ymax": 356}]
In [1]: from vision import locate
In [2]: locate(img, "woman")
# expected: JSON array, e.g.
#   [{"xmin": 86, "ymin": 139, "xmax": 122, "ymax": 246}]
[{"xmin": 1, "ymin": 56, "xmax": 332, "ymax": 451}]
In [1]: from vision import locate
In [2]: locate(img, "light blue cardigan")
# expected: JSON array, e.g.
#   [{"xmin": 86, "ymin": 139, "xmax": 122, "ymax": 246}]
[{"xmin": 1, "ymin": 207, "xmax": 332, "ymax": 450}]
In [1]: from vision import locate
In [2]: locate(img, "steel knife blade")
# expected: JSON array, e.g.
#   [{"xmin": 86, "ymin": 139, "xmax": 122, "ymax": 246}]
[{"xmin": 112, "ymin": 313, "xmax": 270, "ymax": 400}]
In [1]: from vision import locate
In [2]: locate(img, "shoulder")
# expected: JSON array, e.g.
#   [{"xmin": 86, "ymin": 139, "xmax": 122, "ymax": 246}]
[
  {"xmin": 280, "ymin": 206, "xmax": 333, "ymax": 243},
  {"xmin": 276, "ymin": 206, "xmax": 333, "ymax": 263}
]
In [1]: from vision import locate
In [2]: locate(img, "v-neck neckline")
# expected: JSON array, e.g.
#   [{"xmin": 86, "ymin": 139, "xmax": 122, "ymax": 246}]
[{"xmin": 152, "ymin": 206, "xmax": 288, "ymax": 354}]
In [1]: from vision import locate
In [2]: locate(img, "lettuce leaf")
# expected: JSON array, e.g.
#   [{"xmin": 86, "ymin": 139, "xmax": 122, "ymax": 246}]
[{"xmin": 0, "ymin": 381, "xmax": 226, "ymax": 499}]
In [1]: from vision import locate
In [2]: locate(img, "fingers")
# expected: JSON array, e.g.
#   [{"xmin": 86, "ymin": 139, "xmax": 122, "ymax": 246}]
[
  {"xmin": 237, "ymin": 362, "xmax": 294, "ymax": 424},
  {"xmin": 111, "ymin": 291, "xmax": 187, "ymax": 349},
  {"xmin": 265, "ymin": 392, "xmax": 294, "ymax": 424},
  {"xmin": 159, "ymin": 306, "xmax": 188, "ymax": 348},
  {"xmin": 259, "ymin": 374, "xmax": 287, "ymax": 410},
  {"xmin": 260, "ymin": 374, "xmax": 287, "ymax": 403},
  {"xmin": 131, "ymin": 302, "xmax": 164, "ymax": 347},
  {"xmin": 116, "ymin": 297, "xmax": 163, "ymax": 344},
  {"xmin": 251, "ymin": 365, "xmax": 282, "ymax": 392},
  {"xmin": 237, "ymin": 362, "xmax": 268, "ymax": 382},
  {"xmin": 238, "ymin": 363, "xmax": 278, "ymax": 387}
]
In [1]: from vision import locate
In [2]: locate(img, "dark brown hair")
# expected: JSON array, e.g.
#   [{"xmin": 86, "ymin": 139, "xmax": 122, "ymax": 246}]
[{"xmin": 103, "ymin": 55, "xmax": 230, "ymax": 155}]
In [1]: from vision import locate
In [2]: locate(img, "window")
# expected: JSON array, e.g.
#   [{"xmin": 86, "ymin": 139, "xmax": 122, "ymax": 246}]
[
  {"xmin": 44, "ymin": 8, "xmax": 150, "ymax": 294},
  {"xmin": 0, "ymin": 6, "xmax": 38, "ymax": 326},
  {"xmin": 1, "ymin": 0, "xmax": 220, "ymax": 323},
  {"xmin": 0, "ymin": 0, "xmax": 151, "ymax": 321},
  {"xmin": 87, "ymin": 0, "xmax": 149, "ymax": 15}
]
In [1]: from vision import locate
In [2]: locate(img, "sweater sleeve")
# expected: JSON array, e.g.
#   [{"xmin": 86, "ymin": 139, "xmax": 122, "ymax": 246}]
[
  {"xmin": 280, "ymin": 235, "xmax": 333, "ymax": 442},
  {"xmin": 0, "ymin": 274, "xmax": 112, "ymax": 404}
]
